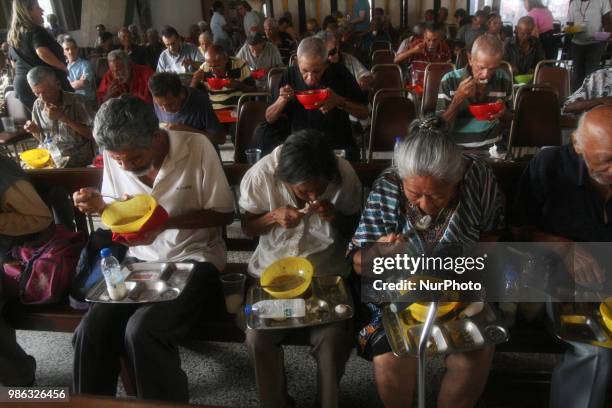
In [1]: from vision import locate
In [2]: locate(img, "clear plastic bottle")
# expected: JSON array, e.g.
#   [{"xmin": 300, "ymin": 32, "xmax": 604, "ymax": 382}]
[
  {"xmin": 244, "ymin": 299, "xmax": 306, "ymax": 319},
  {"xmin": 100, "ymin": 248, "xmax": 127, "ymax": 301},
  {"xmin": 392, "ymin": 136, "xmax": 402, "ymax": 167},
  {"xmin": 44, "ymin": 136, "xmax": 62, "ymax": 167}
]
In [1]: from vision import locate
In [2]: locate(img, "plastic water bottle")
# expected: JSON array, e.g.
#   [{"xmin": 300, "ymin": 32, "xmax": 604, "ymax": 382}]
[
  {"xmin": 244, "ymin": 299, "xmax": 306, "ymax": 319},
  {"xmin": 100, "ymin": 248, "xmax": 127, "ymax": 301},
  {"xmin": 44, "ymin": 136, "xmax": 62, "ymax": 167},
  {"xmin": 392, "ymin": 136, "xmax": 402, "ymax": 167}
]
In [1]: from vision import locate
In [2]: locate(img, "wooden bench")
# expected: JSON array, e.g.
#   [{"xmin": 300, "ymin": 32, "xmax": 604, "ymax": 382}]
[{"xmin": 3, "ymin": 160, "xmax": 567, "ymax": 394}]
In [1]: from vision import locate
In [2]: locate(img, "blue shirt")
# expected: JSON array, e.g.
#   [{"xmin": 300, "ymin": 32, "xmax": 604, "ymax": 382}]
[
  {"xmin": 156, "ymin": 43, "xmax": 202, "ymax": 73},
  {"xmin": 353, "ymin": 0, "xmax": 371, "ymax": 31},
  {"xmin": 154, "ymin": 87, "xmax": 224, "ymax": 141},
  {"xmin": 67, "ymin": 58, "xmax": 95, "ymax": 101}
]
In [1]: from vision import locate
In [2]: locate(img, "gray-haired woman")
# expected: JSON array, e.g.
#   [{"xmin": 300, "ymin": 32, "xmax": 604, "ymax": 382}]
[{"xmin": 349, "ymin": 117, "xmax": 506, "ymax": 408}]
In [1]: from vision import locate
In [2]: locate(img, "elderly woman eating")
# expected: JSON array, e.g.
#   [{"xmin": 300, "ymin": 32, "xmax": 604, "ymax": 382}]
[{"xmin": 349, "ymin": 118, "xmax": 505, "ymax": 408}]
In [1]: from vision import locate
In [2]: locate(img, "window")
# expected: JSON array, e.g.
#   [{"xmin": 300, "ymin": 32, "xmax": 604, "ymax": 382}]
[
  {"xmin": 38, "ymin": 0, "xmax": 55, "ymax": 22},
  {"xmin": 500, "ymin": 0, "xmax": 569, "ymax": 26}
]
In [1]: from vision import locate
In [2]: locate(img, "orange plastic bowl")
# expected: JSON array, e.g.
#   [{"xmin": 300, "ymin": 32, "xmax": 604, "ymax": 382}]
[
  {"xmin": 295, "ymin": 89, "xmax": 329, "ymax": 110},
  {"xmin": 207, "ymin": 77, "xmax": 230, "ymax": 90},
  {"xmin": 251, "ymin": 69, "xmax": 267, "ymax": 80},
  {"xmin": 111, "ymin": 205, "xmax": 169, "ymax": 244},
  {"xmin": 468, "ymin": 102, "xmax": 504, "ymax": 121}
]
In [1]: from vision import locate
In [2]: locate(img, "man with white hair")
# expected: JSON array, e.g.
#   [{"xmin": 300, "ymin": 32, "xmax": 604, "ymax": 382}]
[
  {"xmin": 97, "ymin": 50, "xmax": 154, "ymax": 104},
  {"xmin": 266, "ymin": 36, "xmax": 368, "ymax": 161},
  {"xmin": 23, "ymin": 66, "xmax": 95, "ymax": 167},
  {"xmin": 512, "ymin": 105, "xmax": 612, "ymax": 408},
  {"xmin": 437, "ymin": 33, "xmax": 513, "ymax": 148},
  {"xmin": 563, "ymin": 66, "xmax": 612, "ymax": 114}
]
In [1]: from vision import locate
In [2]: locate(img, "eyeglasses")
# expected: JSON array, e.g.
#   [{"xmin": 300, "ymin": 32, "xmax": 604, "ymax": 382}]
[{"xmin": 327, "ymin": 48, "xmax": 338, "ymax": 57}]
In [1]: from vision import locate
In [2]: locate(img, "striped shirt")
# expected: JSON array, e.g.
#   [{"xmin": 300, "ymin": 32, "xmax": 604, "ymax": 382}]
[
  {"xmin": 349, "ymin": 156, "xmax": 505, "ymax": 254},
  {"xmin": 198, "ymin": 57, "xmax": 255, "ymax": 110},
  {"xmin": 436, "ymin": 68, "xmax": 513, "ymax": 148}
]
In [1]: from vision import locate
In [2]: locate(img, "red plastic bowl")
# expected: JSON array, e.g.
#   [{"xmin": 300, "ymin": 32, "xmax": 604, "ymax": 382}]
[
  {"xmin": 468, "ymin": 102, "xmax": 504, "ymax": 121},
  {"xmin": 251, "ymin": 69, "xmax": 267, "ymax": 80},
  {"xmin": 207, "ymin": 77, "xmax": 231, "ymax": 90},
  {"xmin": 111, "ymin": 205, "xmax": 169, "ymax": 245},
  {"xmin": 295, "ymin": 89, "xmax": 329, "ymax": 110}
]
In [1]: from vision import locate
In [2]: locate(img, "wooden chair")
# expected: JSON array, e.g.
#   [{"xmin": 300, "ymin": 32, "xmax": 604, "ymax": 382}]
[
  {"xmin": 234, "ymin": 93, "xmax": 269, "ymax": 163},
  {"xmin": 370, "ymin": 64, "xmax": 404, "ymax": 102},
  {"xmin": 267, "ymin": 66, "xmax": 287, "ymax": 101},
  {"xmin": 507, "ymin": 85, "xmax": 562, "ymax": 159},
  {"xmin": 369, "ymin": 41, "xmax": 393, "ymax": 56},
  {"xmin": 421, "ymin": 62, "xmax": 455, "ymax": 116},
  {"xmin": 371, "ymin": 49, "xmax": 395, "ymax": 66},
  {"xmin": 534, "ymin": 60, "xmax": 571, "ymax": 102},
  {"xmin": 367, "ymin": 88, "xmax": 416, "ymax": 162},
  {"xmin": 455, "ymin": 48, "xmax": 468, "ymax": 69}
]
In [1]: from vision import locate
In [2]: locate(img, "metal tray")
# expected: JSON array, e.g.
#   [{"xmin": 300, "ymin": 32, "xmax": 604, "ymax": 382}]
[
  {"xmin": 246, "ymin": 275, "xmax": 354, "ymax": 330},
  {"xmin": 552, "ymin": 302, "xmax": 612, "ymax": 348},
  {"xmin": 86, "ymin": 262, "xmax": 194, "ymax": 304},
  {"xmin": 383, "ymin": 303, "xmax": 508, "ymax": 357}
]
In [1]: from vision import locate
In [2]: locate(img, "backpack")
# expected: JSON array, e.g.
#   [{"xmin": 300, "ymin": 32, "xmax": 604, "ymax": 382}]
[
  {"xmin": 69, "ymin": 228, "xmax": 126, "ymax": 309},
  {"xmin": 2, "ymin": 227, "xmax": 86, "ymax": 305}
]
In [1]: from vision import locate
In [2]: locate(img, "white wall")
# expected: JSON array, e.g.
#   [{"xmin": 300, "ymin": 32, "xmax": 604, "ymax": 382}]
[
  {"xmin": 149, "ymin": 0, "xmax": 202, "ymax": 37},
  {"xmin": 79, "ymin": 0, "xmax": 127, "ymax": 47}
]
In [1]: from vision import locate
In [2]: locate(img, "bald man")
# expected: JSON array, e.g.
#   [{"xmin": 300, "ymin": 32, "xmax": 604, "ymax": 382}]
[
  {"xmin": 512, "ymin": 106, "xmax": 612, "ymax": 408},
  {"xmin": 436, "ymin": 33, "xmax": 513, "ymax": 148}
]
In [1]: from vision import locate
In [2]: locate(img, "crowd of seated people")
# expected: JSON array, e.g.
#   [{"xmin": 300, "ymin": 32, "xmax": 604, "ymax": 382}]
[{"xmin": 1, "ymin": 0, "xmax": 612, "ymax": 407}]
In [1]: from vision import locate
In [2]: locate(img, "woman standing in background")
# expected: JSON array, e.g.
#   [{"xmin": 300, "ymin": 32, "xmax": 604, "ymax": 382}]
[
  {"xmin": 524, "ymin": 0, "xmax": 557, "ymax": 59},
  {"xmin": 7, "ymin": 0, "xmax": 72, "ymax": 111}
]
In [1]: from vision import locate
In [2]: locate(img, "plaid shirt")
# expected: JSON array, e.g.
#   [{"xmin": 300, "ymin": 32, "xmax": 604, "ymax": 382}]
[{"xmin": 563, "ymin": 67, "xmax": 612, "ymax": 112}]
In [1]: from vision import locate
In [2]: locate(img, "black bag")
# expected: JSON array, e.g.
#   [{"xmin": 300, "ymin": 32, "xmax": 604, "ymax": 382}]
[{"xmin": 69, "ymin": 229, "xmax": 127, "ymax": 309}]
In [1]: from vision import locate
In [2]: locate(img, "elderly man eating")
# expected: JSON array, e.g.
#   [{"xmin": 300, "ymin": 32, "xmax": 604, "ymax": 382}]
[
  {"xmin": 24, "ymin": 66, "xmax": 95, "ymax": 168},
  {"xmin": 266, "ymin": 37, "xmax": 368, "ymax": 161},
  {"xmin": 350, "ymin": 117, "xmax": 505, "ymax": 408},
  {"xmin": 97, "ymin": 50, "xmax": 154, "ymax": 104},
  {"xmin": 240, "ymin": 129, "xmax": 362, "ymax": 408},
  {"xmin": 149, "ymin": 72, "xmax": 225, "ymax": 146},
  {"xmin": 190, "ymin": 44, "xmax": 256, "ymax": 110},
  {"xmin": 511, "ymin": 105, "xmax": 612, "ymax": 408},
  {"xmin": 437, "ymin": 34, "xmax": 513, "ymax": 148},
  {"xmin": 236, "ymin": 32, "xmax": 282, "ymax": 88},
  {"xmin": 71, "ymin": 95, "xmax": 234, "ymax": 402},
  {"xmin": 503, "ymin": 16, "xmax": 545, "ymax": 75},
  {"xmin": 157, "ymin": 25, "xmax": 202, "ymax": 73},
  {"xmin": 323, "ymin": 32, "xmax": 373, "ymax": 91}
]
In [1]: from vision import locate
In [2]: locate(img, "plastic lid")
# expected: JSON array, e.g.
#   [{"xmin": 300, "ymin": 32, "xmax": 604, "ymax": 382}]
[
  {"xmin": 100, "ymin": 248, "xmax": 111, "ymax": 258},
  {"xmin": 244, "ymin": 304, "xmax": 252, "ymax": 316}
]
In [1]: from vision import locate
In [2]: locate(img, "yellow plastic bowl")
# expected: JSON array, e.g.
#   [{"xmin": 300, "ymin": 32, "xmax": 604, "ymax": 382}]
[
  {"xmin": 600, "ymin": 299, "xmax": 612, "ymax": 332},
  {"xmin": 260, "ymin": 257, "xmax": 314, "ymax": 299},
  {"xmin": 20, "ymin": 148, "xmax": 51, "ymax": 168},
  {"xmin": 408, "ymin": 301, "xmax": 460, "ymax": 323},
  {"xmin": 101, "ymin": 195, "xmax": 158, "ymax": 233}
]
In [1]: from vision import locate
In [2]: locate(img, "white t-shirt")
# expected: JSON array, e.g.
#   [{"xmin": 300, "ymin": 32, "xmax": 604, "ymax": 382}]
[
  {"xmin": 567, "ymin": 0, "xmax": 611, "ymax": 44},
  {"xmin": 211, "ymin": 12, "xmax": 230, "ymax": 41},
  {"xmin": 101, "ymin": 130, "xmax": 235, "ymax": 270},
  {"xmin": 239, "ymin": 146, "xmax": 362, "ymax": 277}
]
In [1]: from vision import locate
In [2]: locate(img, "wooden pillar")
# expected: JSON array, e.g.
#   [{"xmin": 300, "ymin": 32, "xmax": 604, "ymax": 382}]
[
  {"xmin": 282, "ymin": 0, "xmax": 288, "ymax": 13},
  {"xmin": 316, "ymin": 0, "xmax": 321, "ymax": 24},
  {"xmin": 348, "ymin": 0, "xmax": 354, "ymax": 16},
  {"xmin": 384, "ymin": 0, "xmax": 390, "ymax": 14},
  {"xmin": 331, "ymin": 0, "xmax": 338, "ymax": 14},
  {"xmin": 450, "ymin": 0, "xmax": 457, "ymax": 17}
]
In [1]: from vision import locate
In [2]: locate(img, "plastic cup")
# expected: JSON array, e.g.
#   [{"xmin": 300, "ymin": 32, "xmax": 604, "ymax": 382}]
[
  {"xmin": 220, "ymin": 273, "xmax": 247, "ymax": 314},
  {"xmin": 245, "ymin": 148, "xmax": 262, "ymax": 165},
  {"xmin": 1, "ymin": 117, "xmax": 16, "ymax": 132}
]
